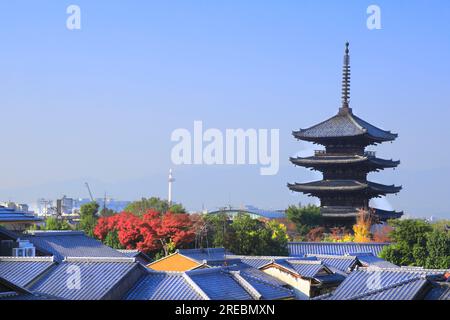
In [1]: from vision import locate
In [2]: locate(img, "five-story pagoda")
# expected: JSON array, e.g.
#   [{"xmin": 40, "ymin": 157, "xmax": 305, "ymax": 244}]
[{"xmin": 288, "ymin": 43, "xmax": 403, "ymax": 227}]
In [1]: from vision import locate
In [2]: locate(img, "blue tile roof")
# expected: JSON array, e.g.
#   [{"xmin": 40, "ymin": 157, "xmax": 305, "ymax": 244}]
[
  {"xmin": 30, "ymin": 257, "xmax": 141, "ymax": 300},
  {"xmin": 126, "ymin": 266, "xmax": 294, "ymax": 300},
  {"xmin": 186, "ymin": 268, "xmax": 253, "ymax": 300},
  {"xmin": 326, "ymin": 268, "xmax": 448, "ymax": 300},
  {"xmin": 117, "ymin": 249, "xmax": 152, "ymax": 265},
  {"xmin": 125, "ymin": 271, "xmax": 203, "ymax": 300},
  {"xmin": 357, "ymin": 278, "xmax": 428, "ymax": 300},
  {"xmin": 22, "ymin": 231, "xmax": 126, "ymax": 262},
  {"xmin": 177, "ymin": 248, "xmax": 228, "ymax": 263},
  {"xmin": 187, "ymin": 267, "xmax": 294, "ymax": 300},
  {"xmin": 234, "ymin": 271, "xmax": 293, "ymax": 300},
  {"xmin": 288, "ymin": 242, "xmax": 389, "ymax": 257},
  {"xmin": 221, "ymin": 260, "xmax": 290, "ymax": 287},
  {"xmin": 226, "ymin": 255, "xmax": 296, "ymax": 269},
  {"xmin": 0, "ymin": 257, "xmax": 55, "ymax": 287},
  {"xmin": 425, "ymin": 283, "xmax": 450, "ymax": 300},
  {"xmin": 272, "ymin": 259, "xmax": 329, "ymax": 278},
  {"xmin": 306, "ymin": 254, "xmax": 360, "ymax": 274},
  {"xmin": 0, "ymin": 207, "xmax": 42, "ymax": 223},
  {"xmin": 351, "ymin": 253, "xmax": 399, "ymax": 269}
]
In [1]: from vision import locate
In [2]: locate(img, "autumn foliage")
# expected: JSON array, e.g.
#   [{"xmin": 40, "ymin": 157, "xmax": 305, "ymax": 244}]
[
  {"xmin": 306, "ymin": 227, "xmax": 325, "ymax": 241},
  {"xmin": 372, "ymin": 224, "xmax": 393, "ymax": 242},
  {"xmin": 94, "ymin": 210, "xmax": 195, "ymax": 254},
  {"xmin": 353, "ymin": 209, "xmax": 372, "ymax": 243}
]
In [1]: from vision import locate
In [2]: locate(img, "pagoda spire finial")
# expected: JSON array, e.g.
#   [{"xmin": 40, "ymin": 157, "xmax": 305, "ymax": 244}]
[{"xmin": 339, "ymin": 42, "xmax": 352, "ymax": 114}]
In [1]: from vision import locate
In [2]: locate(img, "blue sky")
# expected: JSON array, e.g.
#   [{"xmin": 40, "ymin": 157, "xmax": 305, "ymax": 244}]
[{"xmin": 0, "ymin": 1, "xmax": 449, "ymax": 218}]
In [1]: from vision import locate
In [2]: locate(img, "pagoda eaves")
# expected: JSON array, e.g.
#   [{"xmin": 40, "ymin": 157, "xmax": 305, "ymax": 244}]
[
  {"xmin": 293, "ymin": 111, "xmax": 398, "ymax": 146},
  {"xmin": 288, "ymin": 180, "xmax": 402, "ymax": 197},
  {"xmin": 290, "ymin": 154, "xmax": 400, "ymax": 172}
]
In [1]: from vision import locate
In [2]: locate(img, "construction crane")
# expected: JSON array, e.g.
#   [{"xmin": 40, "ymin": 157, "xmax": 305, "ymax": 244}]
[{"xmin": 85, "ymin": 182, "xmax": 95, "ymax": 202}]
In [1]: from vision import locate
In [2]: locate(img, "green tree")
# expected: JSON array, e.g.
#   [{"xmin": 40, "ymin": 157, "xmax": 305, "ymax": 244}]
[
  {"xmin": 380, "ymin": 219, "xmax": 449, "ymax": 268},
  {"xmin": 43, "ymin": 216, "xmax": 72, "ymax": 231},
  {"xmin": 388, "ymin": 219, "xmax": 432, "ymax": 247},
  {"xmin": 203, "ymin": 213, "xmax": 229, "ymax": 247},
  {"xmin": 226, "ymin": 214, "xmax": 261, "ymax": 255},
  {"xmin": 78, "ymin": 202, "xmax": 99, "ymax": 237},
  {"xmin": 431, "ymin": 220, "xmax": 450, "ymax": 232},
  {"xmin": 104, "ymin": 230, "xmax": 124, "ymax": 249},
  {"xmin": 286, "ymin": 204, "xmax": 322, "ymax": 238},
  {"xmin": 225, "ymin": 214, "xmax": 288, "ymax": 256},
  {"xmin": 124, "ymin": 197, "xmax": 185, "ymax": 216},
  {"xmin": 263, "ymin": 220, "xmax": 289, "ymax": 256},
  {"xmin": 425, "ymin": 229, "xmax": 450, "ymax": 269}
]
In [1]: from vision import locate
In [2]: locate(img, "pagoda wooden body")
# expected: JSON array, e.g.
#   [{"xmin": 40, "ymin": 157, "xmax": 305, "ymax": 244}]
[{"xmin": 288, "ymin": 43, "xmax": 402, "ymax": 227}]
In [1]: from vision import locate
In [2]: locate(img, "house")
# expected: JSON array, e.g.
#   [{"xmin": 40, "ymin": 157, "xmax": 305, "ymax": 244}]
[
  {"xmin": 0, "ymin": 206, "xmax": 42, "ymax": 231},
  {"xmin": 125, "ymin": 271, "xmax": 204, "ymax": 300},
  {"xmin": 288, "ymin": 242, "xmax": 390, "ymax": 257},
  {"xmin": 186, "ymin": 267, "xmax": 294, "ymax": 300},
  {"xmin": 305, "ymin": 254, "xmax": 362, "ymax": 275},
  {"xmin": 317, "ymin": 267, "xmax": 450, "ymax": 300},
  {"xmin": 259, "ymin": 259, "xmax": 345, "ymax": 299},
  {"xmin": 207, "ymin": 259, "xmax": 291, "ymax": 289},
  {"xmin": 117, "ymin": 249, "xmax": 153, "ymax": 265},
  {"xmin": 147, "ymin": 248, "xmax": 228, "ymax": 272},
  {"xmin": 226, "ymin": 255, "xmax": 296, "ymax": 269},
  {"xmin": 350, "ymin": 252, "xmax": 399, "ymax": 269},
  {"xmin": 21, "ymin": 230, "xmax": 127, "ymax": 262},
  {"xmin": 29, "ymin": 257, "xmax": 145, "ymax": 300},
  {"xmin": 125, "ymin": 267, "xmax": 294, "ymax": 300},
  {"xmin": 1, "ymin": 227, "xmax": 129, "ymax": 262}
]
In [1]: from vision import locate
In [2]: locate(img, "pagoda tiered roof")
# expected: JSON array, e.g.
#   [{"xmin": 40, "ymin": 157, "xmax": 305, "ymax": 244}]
[
  {"xmin": 287, "ymin": 180, "xmax": 402, "ymax": 196},
  {"xmin": 290, "ymin": 154, "xmax": 400, "ymax": 171},
  {"xmin": 293, "ymin": 109, "xmax": 398, "ymax": 145},
  {"xmin": 320, "ymin": 206, "xmax": 403, "ymax": 221}
]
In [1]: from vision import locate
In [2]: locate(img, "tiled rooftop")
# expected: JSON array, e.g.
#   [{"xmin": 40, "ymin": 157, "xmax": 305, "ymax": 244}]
[
  {"xmin": 29, "ymin": 257, "xmax": 143, "ymax": 300},
  {"xmin": 22, "ymin": 230, "xmax": 127, "ymax": 262},
  {"xmin": 293, "ymin": 111, "xmax": 397, "ymax": 142},
  {"xmin": 323, "ymin": 268, "xmax": 449, "ymax": 300},
  {"xmin": 177, "ymin": 248, "xmax": 228, "ymax": 263},
  {"xmin": 306, "ymin": 254, "xmax": 360, "ymax": 274},
  {"xmin": 288, "ymin": 242, "xmax": 389, "ymax": 257},
  {"xmin": 125, "ymin": 271, "xmax": 204, "ymax": 300},
  {"xmin": 0, "ymin": 256, "xmax": 56, "ymax": 287},
  {"xmin": 0, "ymin": 206, "xmax": 42, "ymax": 223}
]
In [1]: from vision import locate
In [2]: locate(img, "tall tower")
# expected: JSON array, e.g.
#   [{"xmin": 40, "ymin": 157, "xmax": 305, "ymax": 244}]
[
  {"xmin": 168, "ymin": 169, "xmax": 175, "ymax": 206},
  {"xmin": 288, "ymin": 43, "xmax": 403, "ymax": 227}
]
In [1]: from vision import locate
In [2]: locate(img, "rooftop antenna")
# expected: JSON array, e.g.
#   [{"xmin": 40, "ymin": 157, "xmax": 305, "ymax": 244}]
[{"xmin": 339, "ymin": 42, "xmax": 352, "ymax": 115}]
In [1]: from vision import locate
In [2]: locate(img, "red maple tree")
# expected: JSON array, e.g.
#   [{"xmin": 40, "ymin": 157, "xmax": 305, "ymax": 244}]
[{"xmin": 94, "ymin": 210, "xmax": 195, "ymax": 255}]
